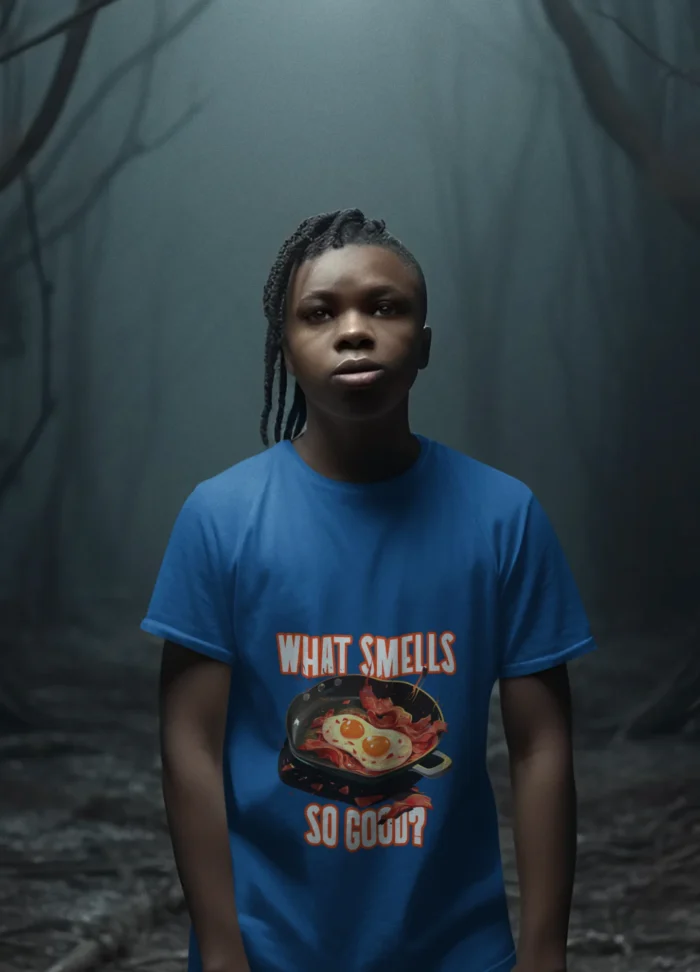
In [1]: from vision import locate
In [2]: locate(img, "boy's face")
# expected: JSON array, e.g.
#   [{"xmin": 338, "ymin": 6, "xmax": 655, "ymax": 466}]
[{"xmin": 282, "ymin": 244, "xmax": 431, "ymax": 425}]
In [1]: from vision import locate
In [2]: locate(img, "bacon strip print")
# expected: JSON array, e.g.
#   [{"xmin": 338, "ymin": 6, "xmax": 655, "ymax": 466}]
[{"xmin": 382, "ymin": 792, "xmax": 433, "ymax": 819}]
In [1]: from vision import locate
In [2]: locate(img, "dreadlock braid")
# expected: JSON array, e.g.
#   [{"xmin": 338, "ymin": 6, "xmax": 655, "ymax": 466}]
[{"xmin": 260, "ymin": 208, "xmax": 427, "ymax": 447}]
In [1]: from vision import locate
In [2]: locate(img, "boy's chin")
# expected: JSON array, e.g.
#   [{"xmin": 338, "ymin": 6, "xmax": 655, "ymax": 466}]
[{"xmin": 328, "ymin": 399, "xmax": 401, "ymax": 425}]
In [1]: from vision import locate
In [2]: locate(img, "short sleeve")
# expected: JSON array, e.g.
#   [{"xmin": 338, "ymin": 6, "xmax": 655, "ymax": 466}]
[
  {"xmin": 498, "ymin": 494, "xmax": 595, "ymax": 679},
  {"xmin": 140, "ymin": 485, "xmax": 235, "ymax": 665}
]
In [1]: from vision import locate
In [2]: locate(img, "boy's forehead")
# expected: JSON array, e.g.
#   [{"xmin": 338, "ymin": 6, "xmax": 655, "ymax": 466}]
[{"xmin": 288, "ymin": 245, "xmax": 418, "ymax": 299}]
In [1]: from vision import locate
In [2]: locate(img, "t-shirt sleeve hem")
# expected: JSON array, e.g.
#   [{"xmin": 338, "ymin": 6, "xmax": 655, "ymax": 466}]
[
  {"xmin": 140, "ymin": 619, "xmax": 233, "ymax": 665},
  {"xmin": 499, "ymin": 635, "xmax": 596, "ymax": 679}
]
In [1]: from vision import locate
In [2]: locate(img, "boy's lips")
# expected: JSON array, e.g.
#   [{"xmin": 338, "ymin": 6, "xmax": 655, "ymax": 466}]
[
  {"xmin": 331, "ymin": 357, "xmax": 386, "ymax": 387},
  {"xmin": 331, "ymin": 368, "xmax": 386, "ymax": 388},
  {"xmin": 332, "ymin": 356, "xmax": 383, "ymax": 376}
]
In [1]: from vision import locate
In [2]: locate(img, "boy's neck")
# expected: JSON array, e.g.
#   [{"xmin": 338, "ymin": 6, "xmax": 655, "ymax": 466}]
[{"xmin": 292, "ymin": 409, "xmax": 420, "ymax": 484}]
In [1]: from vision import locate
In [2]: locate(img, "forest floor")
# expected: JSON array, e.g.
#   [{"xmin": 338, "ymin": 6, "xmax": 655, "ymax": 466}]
[{"xmin": 0, "ymin": 628, "xmax": 698, "ymax": 972}]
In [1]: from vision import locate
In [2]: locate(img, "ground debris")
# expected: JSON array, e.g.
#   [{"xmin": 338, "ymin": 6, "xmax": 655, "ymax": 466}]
[
  {"xmin": 1, "ymin": 666, "xmax": 698, "ymax": 972},
  {"xmin": 489, "ymin": 738, "xmax": 700, "ymax": 972}
]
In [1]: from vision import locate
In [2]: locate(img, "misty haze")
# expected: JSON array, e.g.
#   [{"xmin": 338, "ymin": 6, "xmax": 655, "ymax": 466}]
[{"xmin": 0, "ymin": 1, "xmax": 698, "ymax": 970}]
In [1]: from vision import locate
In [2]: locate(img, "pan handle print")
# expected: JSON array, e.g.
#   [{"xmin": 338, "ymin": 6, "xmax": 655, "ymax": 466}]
[{"xmin": 411, "ymin": 750, "xmax": 452, "ymax": 779}]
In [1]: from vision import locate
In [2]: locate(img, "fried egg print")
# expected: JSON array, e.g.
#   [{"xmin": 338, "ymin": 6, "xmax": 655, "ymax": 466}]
[{"xmin": 321, "ymin": 714, "xmax": 412, "ymax": 772}]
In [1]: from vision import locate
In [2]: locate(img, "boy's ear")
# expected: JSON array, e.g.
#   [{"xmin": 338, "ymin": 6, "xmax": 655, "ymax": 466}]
[{"xmin": 418, "ymin": 325, "xmax": 432, "ymax": 370}]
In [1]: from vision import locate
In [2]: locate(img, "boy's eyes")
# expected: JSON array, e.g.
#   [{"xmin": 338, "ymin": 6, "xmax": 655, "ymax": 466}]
[
  {"xmin": 305, "ymin": 301, "xmax": 400, "ymax": 321},
  {"xmin": 376, "ymin": 301, "xmax": 398, "ymax": 316}
]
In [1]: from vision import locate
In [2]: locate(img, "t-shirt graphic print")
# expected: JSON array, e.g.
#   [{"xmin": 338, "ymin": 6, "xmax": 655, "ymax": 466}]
[{"xmin": 279, "ymin": 660, "xmax": 453, "ymax": 852}]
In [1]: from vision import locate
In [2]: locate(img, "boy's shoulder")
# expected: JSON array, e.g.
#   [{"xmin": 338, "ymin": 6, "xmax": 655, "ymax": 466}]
[
  {"xmin": 430, "ymin": 438, "xmax": 534, "ymax": 513},
  {"xmin": 185, "ymin": 444, "xmax": 283, "ymax": 522},
  {"xmin": 199, "ymin": 443, "xmax": 278, "ymax": 489}
]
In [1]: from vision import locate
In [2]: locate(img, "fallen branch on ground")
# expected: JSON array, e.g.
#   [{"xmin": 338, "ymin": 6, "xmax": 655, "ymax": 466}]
[
  {"xmin": 43, "ymin": 880, "xmax": 184, "ymax": 972},
  {"xmin": 1, "ymin": 858, "xmax": 172, "ymax": 879},
  {"xmin": 568, "ymin": 930, "xmax": 632, "ymax": 956},
  {"xmin": 123, "ymin": 950, "xmax": 189, "ymax": 969},
  {"xmin": 0, "ymin": 732, "xmax": 102, "ymax": 758}
]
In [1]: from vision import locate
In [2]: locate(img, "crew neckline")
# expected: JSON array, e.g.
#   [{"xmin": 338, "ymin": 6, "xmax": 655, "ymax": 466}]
[{"xmin": 279, "ymin": 434, "xmax": 432, "ymax": 496}]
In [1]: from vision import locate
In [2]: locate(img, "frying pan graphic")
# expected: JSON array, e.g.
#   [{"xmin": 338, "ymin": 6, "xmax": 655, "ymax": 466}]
[{"xmin": 284, "ymin": 674, "xmax": 452, "ymax": 786}]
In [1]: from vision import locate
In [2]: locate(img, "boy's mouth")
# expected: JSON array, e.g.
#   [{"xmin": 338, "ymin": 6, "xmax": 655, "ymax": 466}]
[
  {"xmin": 331, "ymin": 357, "xmax": 386, "ymax": 388},
  {"xmin": 331, "ymin": 369, "xmax": 385, "ymax": 388}
]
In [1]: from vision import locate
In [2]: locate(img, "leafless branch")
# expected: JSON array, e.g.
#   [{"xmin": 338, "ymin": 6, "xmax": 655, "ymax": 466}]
[
  {"xmin": 5, "ymin": 97, "xmax": 206, "ymax": 277},
  {"xmin": 142, "ymin": 99, "xmax": 204, "ymax": 153},
  {"xmin": 0, "ymin": 0, "xmax": 97, "ymax": 193},
  {"xmin": 542, "ymin": 0, "xmax": 700, "ymax": 232},
  {"xmin": 0, "ymin": 0, "xmax": 20, "ymax": 35},
  {"xmin": 1, "ymin": 0, "xmax": 215, "ymax": 255},
  {"xmin": 592, "ymin": 7, "xmax": 700, "ymax": 89},
  {"xmin": 0, "ymin": 0, "xmax": 122, "ymax": 65}
]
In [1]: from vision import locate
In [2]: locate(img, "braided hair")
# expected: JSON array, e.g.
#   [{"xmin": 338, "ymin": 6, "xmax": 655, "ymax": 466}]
[{"xmin": 260, "ymin": 208, "xmax": 427, "ymax": 446}]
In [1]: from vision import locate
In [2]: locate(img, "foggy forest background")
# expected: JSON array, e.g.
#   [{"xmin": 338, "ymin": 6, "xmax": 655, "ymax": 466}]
[
  {"xmin": 1, "ymin": 0, "xmax": 699, "ymax": 740},
  {"xmin": 2, "ymin": 2, "xmax": 700, "ymax": 969}
]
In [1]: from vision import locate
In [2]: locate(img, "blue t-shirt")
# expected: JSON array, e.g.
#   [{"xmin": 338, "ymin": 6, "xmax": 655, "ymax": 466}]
[{"xmin": 141, "ymin": 435, "xmax": 595, "ymax": 972}]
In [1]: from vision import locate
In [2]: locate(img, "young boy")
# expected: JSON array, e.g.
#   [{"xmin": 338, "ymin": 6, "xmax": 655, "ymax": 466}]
[{"xmin": 141, "ymin": 209, "xmax": 595, "ymax": 972}]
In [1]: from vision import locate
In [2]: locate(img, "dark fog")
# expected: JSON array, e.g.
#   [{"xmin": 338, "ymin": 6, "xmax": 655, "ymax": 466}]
[{"xmin": 1, "ymin": 1, "xmax": 698, "ymax": 969}]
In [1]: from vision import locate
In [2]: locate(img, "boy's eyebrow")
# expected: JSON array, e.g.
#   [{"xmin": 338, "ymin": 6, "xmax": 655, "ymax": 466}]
[{"xmin": 300, "ymin": 284, "xmax": 410, "ymax": 301}]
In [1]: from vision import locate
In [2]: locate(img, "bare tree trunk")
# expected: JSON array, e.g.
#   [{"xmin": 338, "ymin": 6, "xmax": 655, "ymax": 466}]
[
  {"xmin": 0, "ymin": 0, "xmax": 213, "ymax": 732},
  {"xmin": 542, "ymin": 0, "xmax": 700, "ymax": 734}
]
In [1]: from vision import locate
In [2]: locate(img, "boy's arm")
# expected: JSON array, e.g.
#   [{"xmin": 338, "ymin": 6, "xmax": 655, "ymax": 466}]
[
  {"xmin": 160, "ymin": 640, "xmax": 250, "ymax": 972},
  {"xmin": 499, "ymin": 663, "xmax": 576, "ymax": 972}
]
